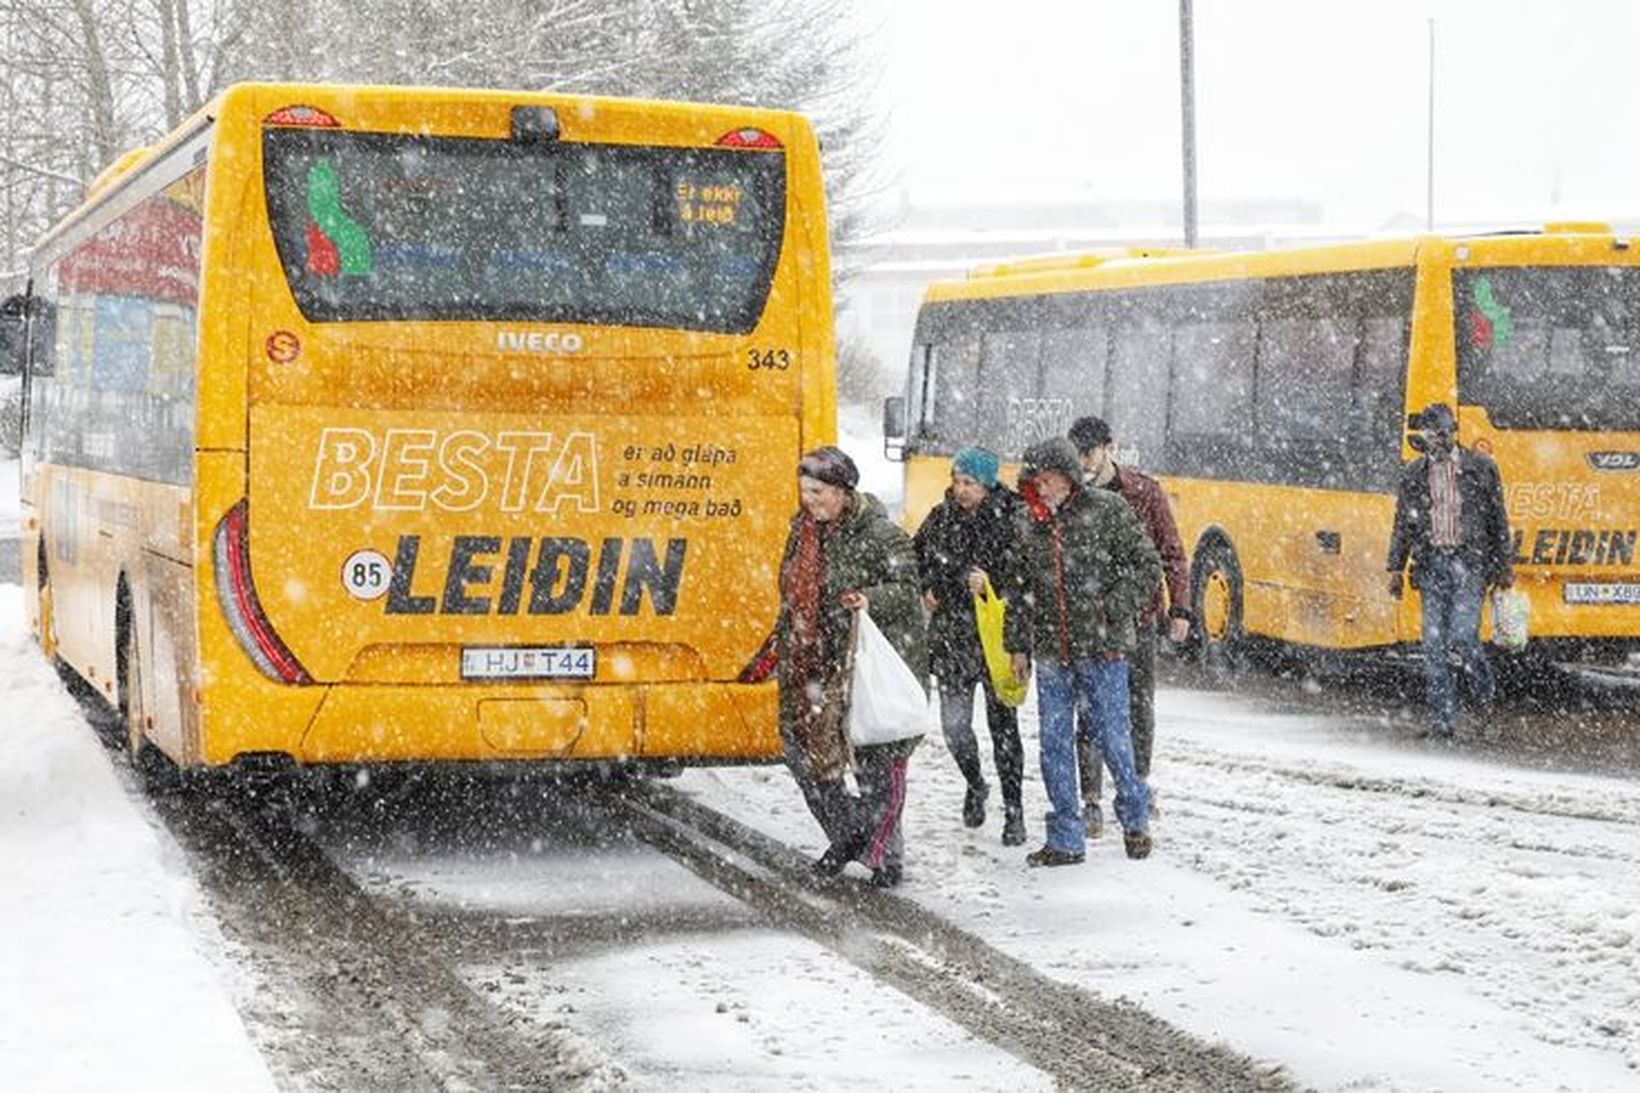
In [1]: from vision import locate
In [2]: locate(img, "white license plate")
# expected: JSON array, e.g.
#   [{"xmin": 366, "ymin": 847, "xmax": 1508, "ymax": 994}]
[
  {"xmin": 1563, "ymin": 582, "xmax": 1640, "ymax": 605},
  {"xmin": 461, "ymin": 646, "xmax": 596, "ymax": 680}
]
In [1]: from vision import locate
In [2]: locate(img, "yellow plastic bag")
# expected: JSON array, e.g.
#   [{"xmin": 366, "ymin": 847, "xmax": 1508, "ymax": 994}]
[{"xmin": 974, "ymin": 577, "xmax": 1028, "ymax": 707}]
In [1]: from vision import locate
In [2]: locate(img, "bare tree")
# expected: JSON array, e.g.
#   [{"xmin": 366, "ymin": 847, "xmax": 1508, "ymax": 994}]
[{"xmin": 1, "ymin": 0, "xmax": 887, "ymax": 275}]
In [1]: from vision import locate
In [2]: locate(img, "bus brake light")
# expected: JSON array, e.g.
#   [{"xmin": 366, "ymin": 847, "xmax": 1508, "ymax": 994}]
[
  {"xmin": 716, "ymin": 127, "xmax": 782, "ymax": 150},
  {"xmin": 265, "ymin": 105, "xmax": 340, "ymax": 128},
  {"xmin": 213, "ymin": 500, "xmax": 315, "ymax": 685}
]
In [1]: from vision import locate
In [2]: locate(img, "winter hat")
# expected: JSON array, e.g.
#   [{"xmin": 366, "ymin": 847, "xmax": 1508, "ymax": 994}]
[
  {"xmin": 1067, "ymin": 415, "xmax": 1113, "ymax": 454},
  {"xmin": 1418, "ymin": 403, "xmax": 1456, "ymax": 434},
  {"xmin": 798, "ymin": 445, "xmax": 859, "ymax": 490},
  {"xmin": 951, "ymin": 446, "xmax": 1000, "ymax": 488},
  {"xmin": 1018, "ymin": 437, "xmax": 1083, "ymax": 487}
]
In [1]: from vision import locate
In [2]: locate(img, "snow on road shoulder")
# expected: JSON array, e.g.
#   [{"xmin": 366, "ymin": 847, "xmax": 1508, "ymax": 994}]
[
  {"xmin": 679, "ymin": 687, "xmax": 1640, "ymax": 1092},
  {"xmin": 1, "ymin": 456, "xmax": 17, "ymax": 537},
  {"xmin": 0, "ymin": 586, "xmax": 273, "ymax": 1091}
]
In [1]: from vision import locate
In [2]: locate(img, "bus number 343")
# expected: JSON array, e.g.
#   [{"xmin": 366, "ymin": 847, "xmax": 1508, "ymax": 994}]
[{"xmin": 747, "ymin": 348, "xmax": 792, "ymax": 371}]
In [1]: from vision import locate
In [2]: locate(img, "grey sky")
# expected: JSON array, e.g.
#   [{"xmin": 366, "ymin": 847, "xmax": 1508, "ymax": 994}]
[{"xmin": 871, "ymin": 0, "xmax": 1640, "ymax": 233}]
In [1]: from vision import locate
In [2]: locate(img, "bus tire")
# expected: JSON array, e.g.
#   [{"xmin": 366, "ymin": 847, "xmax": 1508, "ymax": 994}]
[
  {"xmin": 1190, "ymin": 538, "xmax": 1245, "ymax": 676},
  {"xmin": 117, "ymin": 585, "xmax": 175, "ymax": 790}
]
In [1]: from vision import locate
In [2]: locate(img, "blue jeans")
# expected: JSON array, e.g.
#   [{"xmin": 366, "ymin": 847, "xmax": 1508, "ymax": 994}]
[
  {"xmin": 1036, "ymin": 657, "xmax": 1150, "ymax": 853},
  {"xmin": 1419, "ymin": 552, "xmax": 1494, "ymax": 731}
]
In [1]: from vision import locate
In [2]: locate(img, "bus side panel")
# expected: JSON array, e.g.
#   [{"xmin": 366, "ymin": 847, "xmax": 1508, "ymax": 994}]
[
  {"xmin": 42, "ymin": 466, "xmax": 120, "ymax": 702},
  {"xmin": 137, "ymin": 483, "xmax": 197, "ymax": 764}
]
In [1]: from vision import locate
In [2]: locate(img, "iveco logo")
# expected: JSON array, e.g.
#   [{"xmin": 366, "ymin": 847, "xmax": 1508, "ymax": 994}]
[
  {"xmin": 1587, "ymin": 451, "xmax": 1640, "ymax": 471},
  {"xmin": 497, "ymin": 330, "xmax": 585, "ymax": 354}
]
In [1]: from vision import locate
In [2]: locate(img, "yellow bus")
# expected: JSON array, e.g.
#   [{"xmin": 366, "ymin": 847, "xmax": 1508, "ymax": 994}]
[
  {"xmin": 884, "ymin": 226, "xmax": 1640, "ymax": 666},
  {"xmin": 2, "ymin": 83, "xmax": 835, "ymax": 774}
]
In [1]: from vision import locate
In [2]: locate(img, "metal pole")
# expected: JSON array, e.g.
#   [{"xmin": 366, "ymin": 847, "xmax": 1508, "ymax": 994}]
[
  {"xmin": 1427, "ymin": 18, "xmax": 1435, "ymax": 231},
  {"xmin": 1180, "ymin": 0, "xmax": 1198, "ymax": 248}
]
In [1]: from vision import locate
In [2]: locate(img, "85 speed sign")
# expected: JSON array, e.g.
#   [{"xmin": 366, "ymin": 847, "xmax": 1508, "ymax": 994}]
[{"xmin": 342, "ymin": 549, "xmax": 392, "ymax": 601}]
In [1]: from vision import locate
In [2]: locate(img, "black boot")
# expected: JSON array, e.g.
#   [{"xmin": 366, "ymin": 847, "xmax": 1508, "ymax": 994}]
[
  {"xmin": 811, "ymin": 828, "xmax": 870, "ymax": 877},
  {"xmin": 1001, "ymin": 805, "xmax": 1026, "ymax": 846},
  {"xmin": 869, "ymin": 863, "xmax": 903, "ymax": 888},
  {"xmin": 962, "ymin": 782, "xmax": 989, "ymax": 828}
]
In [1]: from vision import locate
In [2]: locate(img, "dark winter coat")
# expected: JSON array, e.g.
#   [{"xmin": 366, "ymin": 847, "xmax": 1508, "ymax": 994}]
[
  {"xmin": 912, "ymin": 484, "xmax": 1020, "ymax": 684},
  {"xmin": 775, "ymin": 491, "xmax": 928, "ymax": 729},
  {"xmin": 1103, "ymin": 465, "xmax": 1190, "ymax": 624},
  {"xmin": 1386, "ymin": 447, "xmax": 1514, "ymax": 588},
  {"xmin": 1004, "ymin": 481, "xmax": 1162, "ymax": 662}
]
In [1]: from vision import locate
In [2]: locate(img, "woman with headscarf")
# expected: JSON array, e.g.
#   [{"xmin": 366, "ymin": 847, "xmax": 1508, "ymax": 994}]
[{"xmin": 771, "ymin": 446, "xmax": 926, "ymax": 887}]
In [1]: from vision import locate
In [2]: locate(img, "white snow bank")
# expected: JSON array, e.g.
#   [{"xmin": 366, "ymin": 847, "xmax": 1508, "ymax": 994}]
[{"xmin": 0, "ymin": 586, "xmax": 273, "ymax": 1091}]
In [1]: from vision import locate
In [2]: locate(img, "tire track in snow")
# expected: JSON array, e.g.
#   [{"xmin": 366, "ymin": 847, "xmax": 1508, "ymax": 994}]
[{"xmin": 612, "ymin": 781, "xmax": 1295, "ymax": 1093}]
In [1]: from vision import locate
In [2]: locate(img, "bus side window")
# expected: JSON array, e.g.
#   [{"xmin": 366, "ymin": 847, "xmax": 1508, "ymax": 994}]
[
  {"xmin": 0, "ymin": 295, "xmax": 25, "ymax": 375},
  {"xmin": 1356, "ymin": 315, "xmax": 1408, "ymax": 491},
  {"xmin": 929, "ymin": 335, "xmax": 981, "ymax": 448},
  {"xmin": 980, "ymin": 329, "xmax": 1040, "ymax": 455},
  {"xmin": 1257, "ymin": 315, "xmax": 1358, "ymax": 487},
  {"xmin": 910, "ymin": 342, "xmax": 935, "ymax": 437},
  {"xmin": 1170, "ymin": 319, "xmax": 1255, "ymax": 479},
  {"xmin": 1040, "ymin": 325, "xmax": 1108, "ymax": 448},
  {"xmin": 1109, "ymin": 321, "xmax": 1170, "ymax": 466}
]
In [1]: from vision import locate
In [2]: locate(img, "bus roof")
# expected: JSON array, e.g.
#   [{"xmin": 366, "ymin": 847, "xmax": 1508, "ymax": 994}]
[{"xmin": 923, "ymin": 222, "xmax": 1634, "ymax": 303}]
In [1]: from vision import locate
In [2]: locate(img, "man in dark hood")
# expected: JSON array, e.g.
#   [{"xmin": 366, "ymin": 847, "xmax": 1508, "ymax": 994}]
[{"xmin": 1005, "ymin": 438, "xmax": 1162, "ymax": 866}]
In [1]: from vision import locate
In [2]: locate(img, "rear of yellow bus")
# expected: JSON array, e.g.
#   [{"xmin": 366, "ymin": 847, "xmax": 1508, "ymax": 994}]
[
  {"xmin": 194, "ymin": 84, "xmax": 832, "ymax": 768},
  {"xmin": 1439, "ymin": 229, "xmax": 1640, "ymax": 666}
]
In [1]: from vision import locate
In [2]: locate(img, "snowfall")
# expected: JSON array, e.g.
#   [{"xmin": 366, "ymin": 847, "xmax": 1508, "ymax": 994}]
[{"xmin": 3, "ymin": 438, "xmax": 1639, "ymax": 1091}]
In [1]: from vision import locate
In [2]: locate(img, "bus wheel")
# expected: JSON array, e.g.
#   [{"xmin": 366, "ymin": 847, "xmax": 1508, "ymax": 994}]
[
  {"xmin": 117, "ymin": 591, "xmax": 174, "ymax": 789},
  {"xmin": 1190, "ymin": 540, "xmax": 1245, "ymax": 676}
]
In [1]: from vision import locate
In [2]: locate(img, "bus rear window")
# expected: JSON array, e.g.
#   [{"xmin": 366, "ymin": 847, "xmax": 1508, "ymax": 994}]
[
  {"xmin": 1456, "ymin": 266, "xmax": 1640, "ymax": 430},
  {"xmin": 263, "ymin": 129, "xmax": 785, "ymax": 332}
]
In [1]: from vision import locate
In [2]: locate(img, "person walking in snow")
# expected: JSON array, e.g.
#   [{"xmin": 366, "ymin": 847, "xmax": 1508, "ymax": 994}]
[
  {"xmin": 1386, "ymin": 403, "xmax": 1514, "ymax": 738},
  {"xmin": 913, "ymin": 446, "xmax": 1027, "ymax": 846},
  {"xmin": 1005, "ymin": 438, "xmax": 1161, "ymax": 866},
  {"xmin": 768, "ymin": 446, "xmax": 927, "ymax": 887},
  {"xmin": 1067, "ymin": 416, "xmax": 1191, "ymax": 836}
]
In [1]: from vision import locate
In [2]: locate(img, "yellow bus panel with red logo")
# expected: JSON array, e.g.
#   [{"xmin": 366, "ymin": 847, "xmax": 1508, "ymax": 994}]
[
  {"xmin": 887, "ymin": 228, "xmax": 1640, "ymax": 665},
  {"xmin": 8, "ymin": 83, "xmax": 834, "ymax": 770}
]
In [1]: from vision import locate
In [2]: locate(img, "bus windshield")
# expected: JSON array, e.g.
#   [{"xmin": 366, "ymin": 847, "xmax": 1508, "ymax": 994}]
[
  {"xmin": 1455, "ymin": 266, "xmax": 1640, "ymax": 430},
  {"xmin": 263, "ymin": 129, "xmax": 785, "ymax": 332}
]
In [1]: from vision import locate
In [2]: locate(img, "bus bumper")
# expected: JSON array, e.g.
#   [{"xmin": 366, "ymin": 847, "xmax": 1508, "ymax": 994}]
[{"xmin": 278, "ymin": 680, "xmax": 781, "ymax": 765}]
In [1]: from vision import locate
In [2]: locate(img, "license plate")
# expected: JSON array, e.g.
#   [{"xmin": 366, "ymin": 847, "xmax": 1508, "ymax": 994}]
[
  {"xmin": 1563, "ymin": 582, "xmax": 1640, "ymax": 605},
  {"xmin": 461, "ymin": 646, "xmax": 596, "ymax": 680}
]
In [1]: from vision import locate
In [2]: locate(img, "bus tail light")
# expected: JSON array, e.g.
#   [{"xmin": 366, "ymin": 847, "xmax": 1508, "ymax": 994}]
[
  {"xmin": 213, "ymin": 500, "xmax": 315, "ymax": 685},
  {"xmin": 716, "ymin": 127, "xmax": 782, "ymax": 150}
]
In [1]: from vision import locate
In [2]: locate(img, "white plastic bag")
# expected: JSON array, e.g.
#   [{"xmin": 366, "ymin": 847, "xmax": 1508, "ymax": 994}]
[
  {"xmin": 1491, "ymin": 588, "xmax": 1529, "ymax": 652},
  {"xmin": 846, "ymin": 611, "xmax": 929, "ymax": 747}
]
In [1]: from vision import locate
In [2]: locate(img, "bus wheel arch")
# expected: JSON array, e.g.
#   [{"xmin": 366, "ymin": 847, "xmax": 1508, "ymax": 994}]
[{"xmin": 1189, "ymin": 531, "xmax": 1245, "ymax": 672}]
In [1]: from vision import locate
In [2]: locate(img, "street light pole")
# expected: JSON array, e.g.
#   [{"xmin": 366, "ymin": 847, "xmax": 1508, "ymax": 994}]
[
  {"xmin": 1180, "ymin": 0, "xmax": 1198, "ymax": 247},
  {"xmin": 1427, "ymin": 17, "xmax": 1435, "ymax": 231}
]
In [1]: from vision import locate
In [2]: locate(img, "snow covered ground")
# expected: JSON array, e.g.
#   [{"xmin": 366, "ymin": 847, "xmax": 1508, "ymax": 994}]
[
  {"xmin": 0, "ymin": 587, "xmax": 274, "ymax": 1092},
  {"xmin": 677, "ymin": 687, "xmax": 1640, "ymax": 1092}
]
